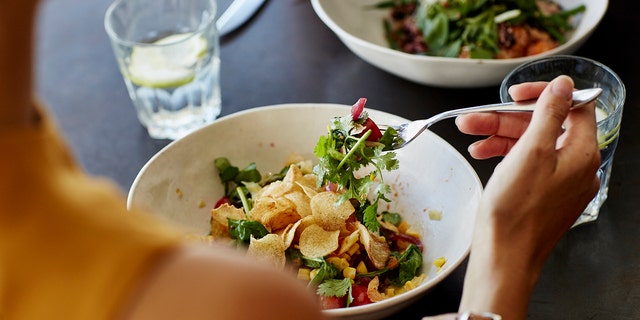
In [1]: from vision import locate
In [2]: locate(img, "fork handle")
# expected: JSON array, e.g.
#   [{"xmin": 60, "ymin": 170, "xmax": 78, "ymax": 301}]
[{"xmin": 433, "ymin": 87, "xmax": 602, "ymax": 122}]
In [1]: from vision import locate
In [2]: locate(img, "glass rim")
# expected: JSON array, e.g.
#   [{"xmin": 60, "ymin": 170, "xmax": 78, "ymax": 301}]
[
  {"xmin": 500, "ymin": 55, "xmax": 626, "ymax": 103},
  {"xmin": 104, "ymin": 0, "xmax": 217, "ymax": 48},
  {"xmin": 500, "ymin": 55, "xmax": 625, "ymax": 126}
]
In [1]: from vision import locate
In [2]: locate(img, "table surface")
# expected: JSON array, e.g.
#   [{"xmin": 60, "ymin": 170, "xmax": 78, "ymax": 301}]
[{"xmin": 35, "ymin": 1, "xmax": 639, "ymax": 319}]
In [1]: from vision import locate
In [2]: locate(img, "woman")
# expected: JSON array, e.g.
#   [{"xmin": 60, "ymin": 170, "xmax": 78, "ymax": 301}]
[{"xmin": 0, "ymin": 1, "xmax": 599, "ymax": 319}]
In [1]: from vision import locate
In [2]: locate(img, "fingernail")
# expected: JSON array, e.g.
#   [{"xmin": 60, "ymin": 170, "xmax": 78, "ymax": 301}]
[{"xmin": 550, "ymin": 75, "xmax": 574, "ymax": 100}]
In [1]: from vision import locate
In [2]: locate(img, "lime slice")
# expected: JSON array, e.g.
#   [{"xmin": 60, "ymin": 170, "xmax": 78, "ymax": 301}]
[
  {"xmin": 127, "ymin": 33, "xmax": 207, "ymax": 88},
  {"xmin": 595, "ymin": 107, "xmax": 618, "ymax": 149}
]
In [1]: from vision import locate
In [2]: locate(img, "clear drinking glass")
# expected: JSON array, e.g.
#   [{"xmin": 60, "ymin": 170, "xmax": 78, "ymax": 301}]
[
  {"xmin": 105, "ymin": 0, "xmax": 221, "ymax": 140},
  {"xmin": 500, "ymin": 55, "xmax": 626, "ymax": 227}
]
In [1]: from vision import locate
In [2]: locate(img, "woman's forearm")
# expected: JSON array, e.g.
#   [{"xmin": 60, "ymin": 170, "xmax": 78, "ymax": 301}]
[{"xmin": 459, "ymin": 220, "xmax": 542, "ymax": 320}]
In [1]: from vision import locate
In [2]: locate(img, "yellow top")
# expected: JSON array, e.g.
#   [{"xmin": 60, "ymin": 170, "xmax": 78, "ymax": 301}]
[{"xmin": 0, "ymin": 104, "xmax": 182, "ymax": 319}]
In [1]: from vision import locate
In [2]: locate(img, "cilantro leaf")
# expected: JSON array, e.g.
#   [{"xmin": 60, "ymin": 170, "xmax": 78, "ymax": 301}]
[
  {"xmin": 362, "ymin": 204, "xmax": 381, "ymax": 232},
  {"xmin": 317, "ymin": 278, "xmax": 352, "ymax": 298}
]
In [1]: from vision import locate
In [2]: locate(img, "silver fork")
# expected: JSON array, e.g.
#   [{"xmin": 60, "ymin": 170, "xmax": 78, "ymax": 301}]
[{"xmin": 378, "ymin": 88, "xmax": 602, "ymax": 150}]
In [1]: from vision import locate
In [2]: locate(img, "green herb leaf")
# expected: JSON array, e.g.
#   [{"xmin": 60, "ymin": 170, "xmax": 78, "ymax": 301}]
[
  {"xmin": 214, "ymin": 157, "xmax": 263, "ymax": 206},
  {"xmin": 363, "ymin": 203, "xmax": 382, "ymax": 232},
  {"xmin": 382, "ymin": 211, "xmax": 402, "ymax": 226},
  {"xmin": 304, "ymin": 257, "xmax": 340, "ymax": 286},
  {"xmin": 312, "ymin": 103, "xmax": 401, "ymax": 232},
  {"xmin": 227, "ymin": 218, "xmax": 269, "ymax": 243},
  {"xmin": 389, "ymin": 244, "xmax": 423, "ymax": 286},
  {"xmin": 317, "ymin": 278, "xmax": 352, "ymax": 298}
]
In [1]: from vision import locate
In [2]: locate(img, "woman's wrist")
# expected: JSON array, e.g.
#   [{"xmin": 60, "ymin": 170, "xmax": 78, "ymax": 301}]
[{"xmin": 459, "ymin": 215, "xmax": 544, "ymax": 320}]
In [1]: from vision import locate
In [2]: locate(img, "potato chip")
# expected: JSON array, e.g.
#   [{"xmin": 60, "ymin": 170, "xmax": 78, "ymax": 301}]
[
  {"xmin": 358, "ymin": 223, "xmax": 391, "ymax": 270},
  {"xmin": 279, "ymin": 219, "xmax": 302, "ymax": 248},
  {"xmin": 310, "ymin": 192, "xmax": 354, "ymax": 231},
  {"xmin": 299, "ymin": 224, "xmax": 340, "ymax": 258},
  {"xmin": 256, "ymin": 165, "xmax": 311, "ymax": 201},
  {"xmin": 298, "ymin": 173, "xmax": 318, "ymax": 189},
  {"xmin": 250, "ymin": 196, "xmax": 301, "ymax": 231},
  {"xmin": 297, "ymin": 181, "xmax": 318, "ymax": 199},
  {"xmin": 337, "ymin": 230, "xmax": 360, "ymax": 255},
  {"xmin": 367, "ymin": 276, "xmax": 387, "ymax": 302},
  {"xmin": 282, "ymin": 163, "xmax": 304, "ymax": 184},
  {"xmin": 256, "ymin": 180, "xmax": 293, "ymax": 199},
  {"xmin": 284, "ymin": 191, "xmax": 312, "ymax": 217},
  {"xmin": 211, "ymin": 204, "xmax": 247, "ymax": 231},
  {"xmin": 247, "ymin": 234, "xmax": 286, "ymax": 269},
  {"xmin": 284, "ymin": 153, "xmax": 306, "ymax": 167}
]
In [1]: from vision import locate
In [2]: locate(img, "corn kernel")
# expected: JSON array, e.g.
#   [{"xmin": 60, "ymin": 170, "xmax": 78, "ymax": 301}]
[
  {"xmin": 428, "ymin": 209, "xmax": 443, "ymax": 221},
  {"xmin": 347, "ymin": 243, "xmax": 360, "ymax": 256},
  {"xmin": 356, "ymin": 261, "xmax": 368, "ymax": 274},
  {"xmin": 297, "ymin": 268, "xmax": 311, "ymax": 281},
  {"xmin": 405, "ymin": 228, "xmax": 421, "ymax": 239},
  {"xmin": 384, "ymin": 288, "xmax": 396, "ymax": 297},
  {"xmin": 433, "ymin": 257, "xmax": 447, "ymax": 271},
  {"xmin": 398, "ymin": 221, "xmax": 410, "ymax": 233},
  {"xmin": 198, "ymin": 200, "xmax": 206, "ymax": 208},
  {"xmin": 404, "ymin": 280, "xmax": 416, "ymax": 290},
  {"xmin": 327, "ymin": 257, "xmax": 349, "ymax": 271},
  {"xmin": 343, "ymin": 267, "xmax": 356, "ymax": 279}
]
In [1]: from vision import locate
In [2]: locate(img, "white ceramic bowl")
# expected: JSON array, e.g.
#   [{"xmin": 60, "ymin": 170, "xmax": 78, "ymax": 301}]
[
  {"xmin": 128, "ymin": 104, "xmax": 482, "ymax": 319},
  {"xmin": 311, "ymin": 0, "xmax": 607, "ymax": 88}
]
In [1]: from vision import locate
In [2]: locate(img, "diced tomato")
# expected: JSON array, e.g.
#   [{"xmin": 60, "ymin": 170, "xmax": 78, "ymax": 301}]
[
  {"xmin": 214, "ymin": 196, "xmax": 232, "ymax": 208},
  {"xmin": 351, "ymin": 98, "xmax": 367, "ymax": 121},
  {"xmin": 320, "ymin": 295, "xmax": 345, "ymax": 309},
  {"xmin": 362, "ymin": 118, "xmax": 383, "ymax": 142},
  {"xmin": 351, "ymin": 283, "xmax": 372, "ymax": 307}
]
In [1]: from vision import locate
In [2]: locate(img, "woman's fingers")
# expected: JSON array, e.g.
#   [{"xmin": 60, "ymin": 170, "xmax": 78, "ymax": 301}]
[
  {"xmin": 467, "ymin": 136, "xmax": 519, "ymax": 159},
  {"xmin": 518, "ymin": 76, "xmax": 575, "ymax": 147},
  {"xmin": 507, "ymin": 81, "xmax": 548, "ymax": 101},
  {"xmin": 456, "ymin": 112, "xmax": 532, "ymax": 137}
]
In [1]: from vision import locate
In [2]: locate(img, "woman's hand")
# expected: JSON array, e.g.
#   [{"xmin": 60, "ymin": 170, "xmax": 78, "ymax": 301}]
[
  {"xmin": 456, "ymin": 81, "xmax": 550, "ymax": 159},
  {"xmin": 458, "ymin": 76, "xmax": 601, "ymax": 319}
]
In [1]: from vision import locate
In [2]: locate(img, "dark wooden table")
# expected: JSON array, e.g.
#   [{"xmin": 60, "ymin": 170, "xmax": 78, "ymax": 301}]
[{"xmin": 35, "ymin": 1, "xmax": 639, "ymax": 318}]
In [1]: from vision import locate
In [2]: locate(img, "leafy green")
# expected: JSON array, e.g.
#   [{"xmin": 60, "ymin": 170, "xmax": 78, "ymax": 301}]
[
  {"xmin": 382, "ymin": 211, "xmax": 402, "ymax": 226},
  {"xmin": 302, "ymin": 256, "xmax": 340, "ymax": 286},
  {"xmin": 312, "ymin": 110, "xmax": 400, "ymax": 232},
  {"xmin": 317, "ymin": 278, "xmax": 353, "ymax": 306},
  {"xmin": 389, "ymin": 244, "xmax": 423, "ymax": 286},
  {"xmin": 227, "ymin": 218, "xmax": 269, "ymax": 243},
  {"xmin": 380, "ymin": 0, "xmax": 586, "ymax": 58},
  {"xmin": 214, "ymin": 157, "xmax": 263, "ymax": 208},
  {"xmin": 317, "ymin": 278, "xmax": 352, "ymax": 297}
]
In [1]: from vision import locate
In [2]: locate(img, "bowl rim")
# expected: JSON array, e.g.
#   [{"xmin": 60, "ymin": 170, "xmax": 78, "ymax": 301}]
[{"xmin": 311, "ymin": 0, "xmax": 609, "ymax": 66}]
